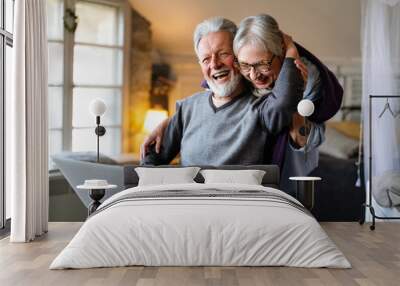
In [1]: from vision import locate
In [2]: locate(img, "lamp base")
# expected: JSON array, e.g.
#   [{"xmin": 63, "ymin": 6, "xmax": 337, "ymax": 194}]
[{"xmin": 88, "ymin": 189, "xmax": 105, "ymax": 216}]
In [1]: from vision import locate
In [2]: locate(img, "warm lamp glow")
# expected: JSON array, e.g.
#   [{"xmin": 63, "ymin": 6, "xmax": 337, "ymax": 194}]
[{"xmin": 143, "ymin": 109, "xmax": 168, "ymax": 133}]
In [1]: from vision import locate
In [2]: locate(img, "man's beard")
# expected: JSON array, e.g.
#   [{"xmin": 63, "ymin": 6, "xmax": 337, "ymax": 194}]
[{"xmin": 206, "ymin": 71, "xmax": 242, "ymax": 98}]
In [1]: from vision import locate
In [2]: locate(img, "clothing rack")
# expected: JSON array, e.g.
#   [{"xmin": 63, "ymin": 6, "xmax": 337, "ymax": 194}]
[{"xmin": 360, "ymin": 95, "xmax": 400, "ymax": 230}]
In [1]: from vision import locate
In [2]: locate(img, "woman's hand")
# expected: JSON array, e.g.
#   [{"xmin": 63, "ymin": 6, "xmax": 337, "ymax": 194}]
[
  {"xmin": 282, "ymin": 32, "xmax": 308, "ymax": 85},
  {"xmin": 295, "ymin": 59, "xmax": 308, "ymax": 86},
  {"xmin": 289, "ymin": 112, "xmax": 308, "ymax": 148},
  {"xmin": 140, "ymin": 118, "xmax": 170, "ymax": 160},
  {"xmin": 282, "ymin": 33, "xmax": 299, "ymax": 59}
]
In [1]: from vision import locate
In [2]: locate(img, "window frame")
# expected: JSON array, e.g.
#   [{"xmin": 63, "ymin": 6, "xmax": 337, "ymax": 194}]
[
  {"xmin": 1, "ymin": 0, "xmax": 14, "ymax": 229},
  {"xmin": 48, "ymin": 0, "xmax": 130, "ymax": 168}
]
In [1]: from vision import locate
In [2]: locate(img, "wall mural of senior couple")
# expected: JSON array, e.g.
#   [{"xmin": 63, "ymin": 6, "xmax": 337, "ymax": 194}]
[{"xmin": 140, "ymin": 14, "xmax": 346, "ymax": 200}]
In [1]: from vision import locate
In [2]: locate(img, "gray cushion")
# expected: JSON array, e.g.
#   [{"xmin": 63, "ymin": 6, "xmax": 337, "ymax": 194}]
[{"xmin": 53, "ymin": 151, "xmax": 118, "ymax": 165}]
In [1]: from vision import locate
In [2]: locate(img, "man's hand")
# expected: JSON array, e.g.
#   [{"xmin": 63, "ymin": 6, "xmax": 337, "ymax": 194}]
[
  {"xmin": 140, "ymin": 118, "xmax": 170, "ymax": 160},
  {"xmin": 289, "ymin": 112, "xmax": 308, "ymax": 148}
]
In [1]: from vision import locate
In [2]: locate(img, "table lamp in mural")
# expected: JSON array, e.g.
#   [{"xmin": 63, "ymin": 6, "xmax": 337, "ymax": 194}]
[
  {"xmin": 297, "ymin": 99, "xmax": 315, "ymax": 162},
  {"xmin": 89, "ymin": 99, "xmax": 107, "ymax": 163}
]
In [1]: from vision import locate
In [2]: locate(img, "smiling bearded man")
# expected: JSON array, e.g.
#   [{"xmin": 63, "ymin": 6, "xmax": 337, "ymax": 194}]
[
  {"xmin": 196, "ymin": 28, "xmax": 243, "ymax": 99},
  {"xmin": 141, "ymin": 17, "xmax": 304, "ymax": 166}
]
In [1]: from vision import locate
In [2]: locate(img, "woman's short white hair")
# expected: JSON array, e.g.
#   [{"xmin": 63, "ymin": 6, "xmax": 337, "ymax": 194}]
[
  {"xmin": 233, "ymin": 14, "xmax": 283, "ymax": 57},
  {"xmin": 193, "ymin": 17, "xmax": 237, "ymax": 56}
]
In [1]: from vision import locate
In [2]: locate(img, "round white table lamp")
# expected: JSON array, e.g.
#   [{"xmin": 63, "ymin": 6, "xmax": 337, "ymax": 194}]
[
  {"xmin": 297, "ymin": 99, "xmax": 314, "ymax": 117},
  {"xmin": 89, "ymin": 99, "xmax": 107, "ymax": 117}
]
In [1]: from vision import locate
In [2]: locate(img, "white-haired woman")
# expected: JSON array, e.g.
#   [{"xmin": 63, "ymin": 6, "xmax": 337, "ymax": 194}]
[{"xmin": 233, "ymin": 14, "xmax": 344, "ymax": 193}]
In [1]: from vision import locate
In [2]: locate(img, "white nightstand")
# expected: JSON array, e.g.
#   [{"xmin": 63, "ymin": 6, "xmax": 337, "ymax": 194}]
[
  {"xmin": 289, "ymin": 176, "xmax": 321, "ymax": 210},
  {"xmin": 78, "ymin": 180, "xmax": 117, "ymax": 216}
]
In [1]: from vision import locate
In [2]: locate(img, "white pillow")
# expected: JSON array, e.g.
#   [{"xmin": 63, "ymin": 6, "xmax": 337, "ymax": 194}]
[
  {"xmin": 200, "ymin": 169, "xmax": 266, "ymax": 185},
  {"xmin": 135, "ymin": 167, "xmax": 200, "ymax": 186}
]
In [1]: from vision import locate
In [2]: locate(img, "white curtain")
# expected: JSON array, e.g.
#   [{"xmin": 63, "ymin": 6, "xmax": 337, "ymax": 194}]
[
  {"xmin": 361, "ymin": 0, "xmax": 400, "ymax": 216},
  {"xmin": 7, "ymin": 0, "xmax": 49, "ymax": 242}
]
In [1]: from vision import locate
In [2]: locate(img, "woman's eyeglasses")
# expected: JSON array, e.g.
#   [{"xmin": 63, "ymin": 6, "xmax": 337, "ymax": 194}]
[{"xmin": 237, "ymin": 54, "xmax": 276, "ymax": 73}]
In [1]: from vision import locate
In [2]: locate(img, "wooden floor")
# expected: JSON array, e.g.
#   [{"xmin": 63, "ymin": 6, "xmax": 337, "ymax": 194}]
[{"xmin": 0, "ymin": 222, "xmax": 399, "ymax": 286}]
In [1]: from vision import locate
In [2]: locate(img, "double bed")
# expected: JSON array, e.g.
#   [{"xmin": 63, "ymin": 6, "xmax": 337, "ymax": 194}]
[{"xmin": 50, "ymin": 165, "xmax": 350, "ymax": 269}]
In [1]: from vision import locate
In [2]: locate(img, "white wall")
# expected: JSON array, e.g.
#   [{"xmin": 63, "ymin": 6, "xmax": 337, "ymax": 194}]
[
  {"xmin": 130, "ymin": 0, "xmax": 362, "ymax": 110},
  {"xmin": 130, "ymin": 0, "xmax": 361, "ymax": 59}
]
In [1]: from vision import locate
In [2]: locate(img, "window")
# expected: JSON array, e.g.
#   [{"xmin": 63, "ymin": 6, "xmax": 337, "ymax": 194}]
[
  {"xmin": 330, "ymin": 64, "xmax": 362, "ymax": 122},
  {"xmin": 72, "ymin": 1, "xmax": 123, "ymax": 155},
  {"xmin": 47, "ymin": 0, "xmax": 125, "ymax": 170},
  {"xmin": 1, "ymin": 0, "xmax": 14, "ymax": 228},
  {"xmin": 47, "ymin": 0, "xmax": 64, "ymax": 170}
]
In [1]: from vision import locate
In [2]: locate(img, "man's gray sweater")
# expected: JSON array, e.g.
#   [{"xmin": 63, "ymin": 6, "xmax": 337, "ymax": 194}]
[{"xmin": 142, "ymin": 58, "xmax": 304, "ymax": 166}]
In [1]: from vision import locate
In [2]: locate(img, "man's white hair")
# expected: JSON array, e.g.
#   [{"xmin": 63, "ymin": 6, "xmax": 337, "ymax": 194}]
[
  {"xmin": 193, "ymin": 17, "xmax": 237, "ymax": 56},
  {"xmin": 233, "ymin": 14, "xmax": 283, "ymax": 57}
]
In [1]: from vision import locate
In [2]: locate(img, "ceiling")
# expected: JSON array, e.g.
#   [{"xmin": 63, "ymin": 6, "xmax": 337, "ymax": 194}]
[{"xmin": 129, "ymin": 0, "xmax": 361, "ymax": 60}]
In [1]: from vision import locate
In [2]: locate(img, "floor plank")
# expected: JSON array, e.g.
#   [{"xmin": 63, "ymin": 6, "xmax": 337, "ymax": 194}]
[{"xmin": 0, "ymin": 222, "xmax": 399, "ymax": 286}]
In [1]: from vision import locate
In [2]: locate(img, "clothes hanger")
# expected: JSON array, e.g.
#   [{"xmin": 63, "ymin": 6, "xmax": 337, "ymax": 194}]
[{"xmin": 378, "ymin": 98, "xmax": 396, "ymax": 118}]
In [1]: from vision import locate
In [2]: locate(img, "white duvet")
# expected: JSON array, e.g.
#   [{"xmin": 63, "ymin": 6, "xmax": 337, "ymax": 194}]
[{"xmin": 50, "ymin": 183, "xmax": 350, "ymax": 269}]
